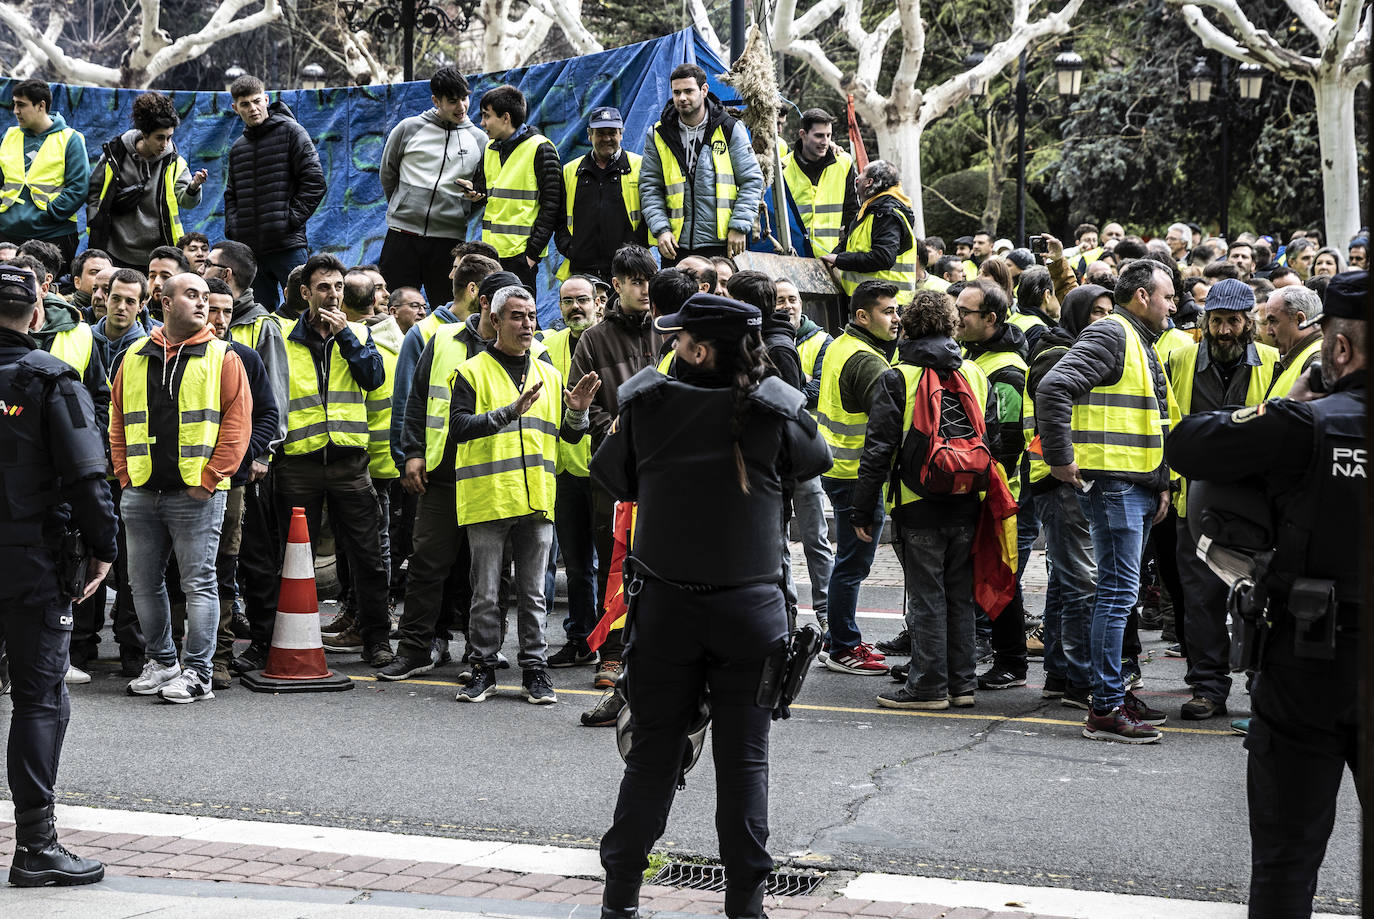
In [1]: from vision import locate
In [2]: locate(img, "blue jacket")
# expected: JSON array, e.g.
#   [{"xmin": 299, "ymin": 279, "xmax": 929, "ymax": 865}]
[
  {"xmin": 391, "ymin": 305, "xmax": 461, "ymax": 461},
  {"xmin": 91, "ymin": 315, "xmax": 149, "ymax": 376}
]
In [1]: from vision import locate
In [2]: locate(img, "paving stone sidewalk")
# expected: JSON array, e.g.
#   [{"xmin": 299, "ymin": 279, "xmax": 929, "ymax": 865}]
[{"xmin": 0, "ymin": 819, "xmax": 1073, "ymax": 919}]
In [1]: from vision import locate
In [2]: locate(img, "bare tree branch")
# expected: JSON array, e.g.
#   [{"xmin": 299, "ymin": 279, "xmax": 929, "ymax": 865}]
[
  {"xmin": 0, "ymin": 2, "xmax": 120, "ymax": 83},
  {"xmin": 1173, "ymin": 1, "xmax": 1317, "ymax": 78},
  {"xmin": 527, "ymin": 0, "xmax": 602, "ymax": 55},
  {"xmin": 13, "ymin": 6, "xmax": 62, "ymax": 79},
  {"xmin": 1286, "ymin": 0, "xmax": 1337, "ymax": 44},
  {"xmin": 688, "ymin": 0, "xmax": 724, "ymax": 58}
]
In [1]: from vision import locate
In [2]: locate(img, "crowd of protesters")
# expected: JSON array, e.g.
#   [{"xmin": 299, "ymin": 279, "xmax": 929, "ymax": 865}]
[{"xmin": 0, "ymin": 62, "xmax": 1362, "ymax": 742}]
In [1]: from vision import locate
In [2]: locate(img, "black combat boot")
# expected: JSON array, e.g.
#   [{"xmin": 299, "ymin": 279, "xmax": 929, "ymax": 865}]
[
  {"xmin": 9, "ymin": 805, "xmax": 105, "ymax": 887},
  {"xmin": 725, "ymin": 879, "xmax": 768, "ymax": 919},
  {"xmin": 601, "ymin": 877, "xmax": 641, "ymax": 918},
  {"xmin": 599, "ymin": 908, "xmax": 639, "ymax": 919}
]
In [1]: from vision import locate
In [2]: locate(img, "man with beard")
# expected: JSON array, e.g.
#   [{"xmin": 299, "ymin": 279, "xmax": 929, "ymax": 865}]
[
  {"xmin": 1166, "ymin": 278, "xmax": 1278, "ymax": 720},
  {"xmin": 541, "ymin": 275, "xmax": 603, "ymax": 668}
]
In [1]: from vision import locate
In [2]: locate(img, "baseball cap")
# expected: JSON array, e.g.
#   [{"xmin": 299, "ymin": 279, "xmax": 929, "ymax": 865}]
[
  {"xmin": 1202, "ymin": 278, "xmax": 1253, "ymax": 312},
  {"xmin": 1300, "ymin": 269, "xmax": 1367, "ymax": 329},
  {"xmin": 0, "ymin": 264, "xmax": 40, "ymax": 307},
  {"xmin": 654, "ymin": 293, "xmax": 761, "ymax": 342},
  {"xmin": 478, "ymin": 271, "xmax": 533, "ymax": 304},
  {"xmin": 589, "ymin": 107, "xmax": 624, "ymax": 129}
]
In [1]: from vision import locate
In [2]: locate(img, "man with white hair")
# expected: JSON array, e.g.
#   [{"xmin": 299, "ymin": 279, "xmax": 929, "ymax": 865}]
[
  {"xmin": 1259, "ymin": 285, "xmax": 1324, "ymax": 398},
  {"xmin": 821, "ymin": 159, "xmax": 919, "ymax": 302},
  {"xmin": 451, "ymin": 285, "xmax": 601, "ymax": 705},
  {"xmin": 1164, "ymin": 222, "xmax": 1191, "ymax": 264}
]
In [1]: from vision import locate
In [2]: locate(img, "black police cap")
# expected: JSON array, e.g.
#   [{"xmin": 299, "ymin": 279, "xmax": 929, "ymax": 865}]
[
  {"xmin": 0, "ymin": 264, "xmax": 40, "ymax": 307},
  {"xmin": 654, "ymin": 293, "xmax": 762, "ymax": 342}
]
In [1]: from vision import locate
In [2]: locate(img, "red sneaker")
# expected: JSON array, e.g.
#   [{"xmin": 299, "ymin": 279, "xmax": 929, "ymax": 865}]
[{"xmin": 824, "ymin": 643, "xmax": 890, "ymax": 675}]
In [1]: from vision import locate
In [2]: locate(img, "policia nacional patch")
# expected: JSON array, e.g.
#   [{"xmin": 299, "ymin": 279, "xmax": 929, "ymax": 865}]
[{"xmin": 1231, "ymin": 403, "xmax": 1267, "ymax": 423}]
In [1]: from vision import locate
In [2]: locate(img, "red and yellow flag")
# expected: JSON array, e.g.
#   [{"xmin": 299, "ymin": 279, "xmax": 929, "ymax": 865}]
[
  {"xmin": 587, "ymin": 501, "xmax": 637, "ymax": 651},
  {"xmin": 973, "ymin": 462, "xmax": 1019, "ymax": 620}
]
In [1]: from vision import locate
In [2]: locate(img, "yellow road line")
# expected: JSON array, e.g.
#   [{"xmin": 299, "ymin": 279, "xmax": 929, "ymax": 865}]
[{"xmin": 347, "ymin": 676, "xmax": 1237, "ymax": 736}]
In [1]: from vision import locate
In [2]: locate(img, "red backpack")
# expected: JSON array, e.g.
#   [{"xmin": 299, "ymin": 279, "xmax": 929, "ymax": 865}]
[{"xmin": 899, "ymin": 366, "xmax": 994, "ymax": 497}]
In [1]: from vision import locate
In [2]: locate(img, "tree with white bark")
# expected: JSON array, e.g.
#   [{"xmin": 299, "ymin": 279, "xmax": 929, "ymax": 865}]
[
  {"xmin": 1167, "ymin": 0, "xmax": 1370, "ymax": 248},
  {"xmin": 771, "ymin": 0, "xmax": 1087, "ymax": 238},
  {"xmin": 0, "ymin": 0, "xmax": 282, "ymax": 87}
]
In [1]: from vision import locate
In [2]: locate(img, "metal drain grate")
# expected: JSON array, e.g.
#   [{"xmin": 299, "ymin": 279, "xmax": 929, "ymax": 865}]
[{"xmin": 650, "ymin": 862, "xmax": 825, "ymax": 896}]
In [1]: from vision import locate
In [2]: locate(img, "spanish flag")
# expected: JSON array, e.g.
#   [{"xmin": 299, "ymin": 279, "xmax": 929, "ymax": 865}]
[
  {"xmin": 587, "ymin": 501, "xmax": 637, "ymax": 651},
  {"xmin": 973, "ymin": 462, "xmax": 1019, "ymax": 620}
]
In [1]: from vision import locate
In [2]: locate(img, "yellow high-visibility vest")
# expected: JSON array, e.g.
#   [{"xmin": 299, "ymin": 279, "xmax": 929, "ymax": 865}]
[
  {"xmin": 797, "ymin": 327, "xmax": 828, "ymax": 382},
  {"xmin": 482, "ymin": 132, "xmax": 554, "ymax": 258},
  {"xmin": 1154, "ymin": 326, "xmax": 1195, "ymax": 364},
  {"xmin": 653, "ymin": 124, "xmax": 737, "ymax": 241},
  {"xmin": 121, "ymin": 337, "xmax": 230, "ymax": 490},
  {"xmin": 1168, "ymin": 340, "xmax": 1277, "ymax": 515},
  {"xmin": 540, "ymin": 326, "xmax": 590, "ymax": 477},
  {"xmin": 281, "ymin": 321, "xmax": 375, "ymax": 455},
  {"xmin": 782, "ymin": 147, "xmax": 851, "ymax": 257},
  {"xmin": 366, "ymin": 337, "xmax": 399, "ymax": 480},
  {"xmin": 453, "ymin": 350, "xmax": 565, "ymax": 526},
  {"xmin": 48, "ymin": 322, "xmax": 93, "ymax": 377},
  {"xmin": 1266, "ymin": 336, "xmax": 1323, "ymax": 399},
  {"xmin": 889, "ymin": 361, "xmax": 990, "ymax": 509},
  {"xmin": 837, "ymin": 205, "xmax": 918, "ymax": 303},
  {"xmin": 0, "ymin": 126, "xmax": 77, "ymax": 219},
  {"xmin": 817, "ymin": 331, "xmax": 881, "ymax": 479},
  {"xmin": 1068, "ymin": 313, "xmax": 1177, "ymax": 477},
  {"xmin": 1007, "ymin": 310, "xmax": 1046, "ymax": 338}
]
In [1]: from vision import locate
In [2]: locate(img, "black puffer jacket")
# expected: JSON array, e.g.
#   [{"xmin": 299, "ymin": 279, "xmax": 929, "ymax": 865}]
[{"xmin": 225, "ymin": 101, "xmax": 327, "ymax": 254}]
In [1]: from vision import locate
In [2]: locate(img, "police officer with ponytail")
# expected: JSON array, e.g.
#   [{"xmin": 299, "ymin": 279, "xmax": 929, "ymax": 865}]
[
  {"xmin": 1166, "ymin": 269, "xmax": 1366, "ymax": 919},
  {"xmin": 0, "ymin": 264, "xmax": 117, "ymax": 886},
  {"xmin": 593, "ymin": 295, "xmax": 831, "ymax": 919}
]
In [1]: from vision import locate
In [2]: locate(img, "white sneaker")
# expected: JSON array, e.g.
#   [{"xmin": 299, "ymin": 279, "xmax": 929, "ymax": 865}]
[
  {"xmin": 64, "ymin": 665, "xmax": 92, "ymax": 685},
  {"xmin": 127, "ymin": 660, "xmax": 181, "ymax": 696},
  {"xmin": 158, "ymin": 669, "xmax": 215, "ymax": 704}
]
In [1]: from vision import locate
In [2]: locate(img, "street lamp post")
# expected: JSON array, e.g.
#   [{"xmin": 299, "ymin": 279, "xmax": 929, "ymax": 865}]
[
  {"xmin": 1188, "ymin": 56, "xmax": 1264, "ymax": 241},
  {"xmin": 301, "ymin": 63, "xmax": 327, "ymax": 92},
  {"xmin": 341, "ymin": 0, "xmax": 479, "ymax": 82},
  {"xmin": 223, "ymin": 64, "xmax": 246, "ymax": 95},
  {"xmin": 965, "ymin": 47, "xmax": 1085, "ymax": 247}
]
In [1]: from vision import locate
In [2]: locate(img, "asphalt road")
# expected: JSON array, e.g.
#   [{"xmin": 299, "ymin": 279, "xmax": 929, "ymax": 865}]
[{"xmin": 2, "ymin": 577, "xmax": 1360, "ymax": 915}]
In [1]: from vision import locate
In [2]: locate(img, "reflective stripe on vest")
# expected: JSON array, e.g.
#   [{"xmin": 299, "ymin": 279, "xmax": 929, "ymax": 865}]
[
  {"xmin": 816, "ymin": 332, "xmax": 880, "ymax": 479},
  {"xmin": 48, "ymin": 323, "xmax": 93, "ymax": 378},
  {"xmin": 1168, "ymin": 340, "xmax": 1277, "ymax": 516},
  {"xmin": 656, "ymin": 350, "xmax": 675, "ymax": 375},
  {"xmin": 1266, "ymin": 336, "xmax": 1323, "ymax": 399},
  {"xmin": 367, "ymin": 339, "xmax": 399, "ymax": 479},
  {"xmin": 0, "ymin": 126, "xmax": 77, "ymax": 217},
  {"xmin": 121, "ymin": 337, "xmax": 229, "ymax": 489},
  {"xmin": 1068, "ymin": 313, "xmax": 1174, "ymax": 477},
  {"xmin": 282, "ymin": 321, "xmax": 374, "ymax": 455},
  {"xmin": 890, "ymin": 361, "xmax": 990, "ymax": 510},
  {"xmin": 653, "ymin": 124, "xmax": 737, "ymax": 242},
  {"xmin": 541, "ymin": 327, "xmax": 591, "ymax": 477},
  {"xmin": 482, "ymin": 133, "xmax": 553, "ymax": 258},
  {"xmin": 781, "ymin": 147, "xmax": 851, "ymax": 257},
  {"xmin": 97, "ymin": 152, "xmax": 185, "ymax": 244},
  {"xmin": 453, "ymin": 350, "xmax": 563, "ymax": 526},
  {"xmin": 422, "ymin": 323, "xmax": 470, "ymax": 471},
  {"xmin": 970, "ymin": 348, "xmax": 1028, "ymax": 382},
  {"xmin": 838, "ymin": 207, "xmax": 918, "ymax": 303},
  {"xmin": 1022, "ymin": 386, "xmax": 1050, "ymax": 484}
]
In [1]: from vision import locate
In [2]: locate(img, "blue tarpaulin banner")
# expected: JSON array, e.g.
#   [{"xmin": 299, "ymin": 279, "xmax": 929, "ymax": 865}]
[{"xmin": 1, "ymin": 28, "xmax": 739, "ymax": 324}]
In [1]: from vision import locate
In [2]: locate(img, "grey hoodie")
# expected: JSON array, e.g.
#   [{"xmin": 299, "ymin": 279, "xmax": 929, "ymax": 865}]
[
  {"xmin": 229, "ymin": 290, "xmax": 289, "ymax": 457},
  {"xmin": 380, "ymin": 108, "xmax": 487, "ymax": 239},
  {"xmin": 86, "ymin": 128, "xmax": 201, "ymax": 266}
]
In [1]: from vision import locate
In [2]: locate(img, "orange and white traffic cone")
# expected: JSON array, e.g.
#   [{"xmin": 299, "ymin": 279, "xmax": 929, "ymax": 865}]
[{"xmin": 241, "ymin": 507, "xmax": 354, "ymax": 694}]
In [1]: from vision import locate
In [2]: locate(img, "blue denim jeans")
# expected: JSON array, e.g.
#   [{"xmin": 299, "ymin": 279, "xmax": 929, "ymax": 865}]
[
  {"xmin": 1077, "ymin": 478, "xmax": 1155, "ymax": 712},
  {"xmin": 900, "ymin": 524, "xmax": 977, "ymax": 700},
  {"xmin": 821, "ymin": 477, "xmax": 883, "ymax": 649},
  {"xmin": 1035, "ymin": 485, "xmax": 1095, "ymax": 690},
  {"xmin": 122, "ymin": 487, "xmax": 227, "ymax": 680},
  {"xmin": 251, "ymin": 246, "xmax": 308, "ymax": 314}
]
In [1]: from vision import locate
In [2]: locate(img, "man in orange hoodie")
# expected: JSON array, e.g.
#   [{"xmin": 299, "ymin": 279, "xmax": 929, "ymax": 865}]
[{"xmin": 110, "ymin": 271, "xmax": 251, "ymax": 704}]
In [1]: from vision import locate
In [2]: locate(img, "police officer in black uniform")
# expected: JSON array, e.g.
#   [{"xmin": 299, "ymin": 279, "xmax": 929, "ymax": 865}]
[
  {"xmin": 593, "ymin": 295, "xmax": 831, "ymax": 919},
  {"xmin": 1166, "ymin": 269, "xmax": 1365, "ymax": 919},
  {"xmin": 0, "ymin": 264, "xmax": 118, "ymax": 887}
]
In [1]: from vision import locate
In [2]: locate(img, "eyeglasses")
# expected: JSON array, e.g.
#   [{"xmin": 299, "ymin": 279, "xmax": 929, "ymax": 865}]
[
  {"xmin": 204, "ymin": 261, "xmax": 228, "ymax": 273},
  {"xmin": 559, "ymin": 295, "xmax": 594, "ymax": 307}
]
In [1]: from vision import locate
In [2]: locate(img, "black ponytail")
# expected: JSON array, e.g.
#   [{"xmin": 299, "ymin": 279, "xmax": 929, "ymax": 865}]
[{"xmin": 724, "ymin": 333, "xmax": 770, "ymax": 494}]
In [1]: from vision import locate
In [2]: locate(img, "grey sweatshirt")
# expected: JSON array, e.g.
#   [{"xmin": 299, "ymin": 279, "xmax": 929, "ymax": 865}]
[
  {"xmin": 380, "ymin": 108, "xmax": 487, "ymax": 239},
  {"xmin": 86, "ymin": 129, "xmax": 201, "ymax": 266}
]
